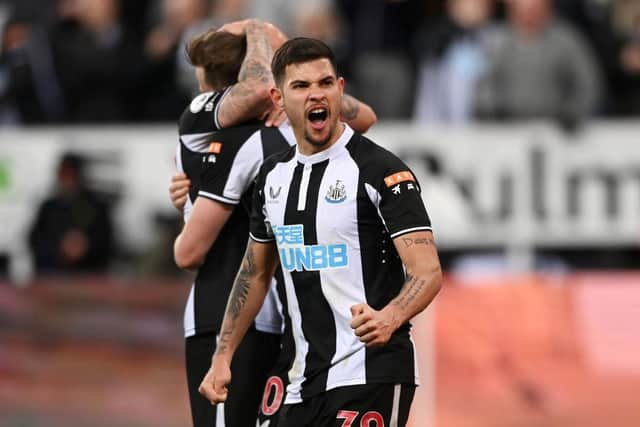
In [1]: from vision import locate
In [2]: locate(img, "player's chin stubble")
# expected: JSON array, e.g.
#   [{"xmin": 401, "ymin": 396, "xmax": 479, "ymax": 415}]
[{"xmin": 304, "ymin": 130, "xmax": 332, "ymax": 148}]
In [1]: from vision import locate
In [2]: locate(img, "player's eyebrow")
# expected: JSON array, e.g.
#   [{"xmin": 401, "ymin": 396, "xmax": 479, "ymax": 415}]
[{"xmin": 289, "ymin": 74, "xmax": 335, "ymax": 88}]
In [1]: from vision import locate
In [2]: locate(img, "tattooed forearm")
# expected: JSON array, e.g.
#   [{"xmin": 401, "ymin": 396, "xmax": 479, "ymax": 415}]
[
  {"xmin": 402, "ymin": 237, "xmax": 436, "ymax": 248},
  {"xmin": 394, "ymin": 273, "xmax": 426, "ymax": 310},
  {"xmin": 238, "ymin": 20, "xmax": 274, "ymax": 84},
  {"xmin": 341, "ymin": 94, "xmax": 360, "ymax": 121},
  {"xmin": 238, "ymin": 60, "xmax": 271, "ymax": 84},
  {"xmin": 217, "ymin": 329, "xmax": 232, "ymax": 355},
  {"xmin": 228, "ymin": 243, "xmax": 256, "ymax": 318}
]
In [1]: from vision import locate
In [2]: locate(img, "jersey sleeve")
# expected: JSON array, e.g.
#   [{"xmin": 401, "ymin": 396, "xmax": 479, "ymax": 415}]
[
  {"xmin": 198, "ymin": 129, "xmax": 263, "ymax": 205},
  {"xmin": 178, "ymin": 87, "xmax": 231, "ymax": 136},
  {"xmin": 249, "ymin": 162, "xmax": 275, "ymax": 243},
  {"xmin": 369, "ymin": 153, "xmax": 432, "ymax": 239}
]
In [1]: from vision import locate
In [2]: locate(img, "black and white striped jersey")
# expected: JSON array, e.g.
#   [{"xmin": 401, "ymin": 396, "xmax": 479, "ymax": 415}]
[
  {"xmin": 176, "ymin": 89, "xmax": 294, "ymax": 338},
  {"xmin": 249, "ymin": 125, "xmax": 432, "ymax": 403}
]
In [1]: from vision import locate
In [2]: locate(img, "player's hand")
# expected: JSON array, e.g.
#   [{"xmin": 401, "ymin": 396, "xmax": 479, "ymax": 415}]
[
  {"xmin": 169, "ymin": 173, "xmax": 190, "ymax": 212},
  {"xmin": 259, "ymin": 105, "xmax": 287, "ymax": 127},
  {"xmin": 218, "ymin": 18, "xmax": 255, "ymax": 35},
  {"xmin": 265, "ymin": 21, "xmax": 288, "ymax": 50},
  {"xmin": 198, "ymin": 354, "xmax": 232, "ymax": 405},
  {"xmin": 350, "ymin": 303, "xmax": 398, "ymax": 348}
]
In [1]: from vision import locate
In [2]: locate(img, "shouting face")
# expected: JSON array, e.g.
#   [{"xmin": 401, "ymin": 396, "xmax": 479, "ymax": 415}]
[{"xmin": 271, "ymin": 58, "xmax": 345, "ymax": 155}]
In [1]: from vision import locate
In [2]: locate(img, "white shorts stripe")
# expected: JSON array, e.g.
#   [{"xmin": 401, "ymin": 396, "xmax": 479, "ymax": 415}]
[
  {"xmin": 390, "ymin": 384, "xmax": 401, "ymax": 427},
  {"xmin": 216, "ymin": 401, "xmax": 225, "ymax": 426}
]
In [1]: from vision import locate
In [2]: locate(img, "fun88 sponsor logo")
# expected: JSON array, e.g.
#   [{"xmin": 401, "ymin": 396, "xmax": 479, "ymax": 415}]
[{"xmin": 273, "ymin": 224, "xmax": 348, "ymax": 272}]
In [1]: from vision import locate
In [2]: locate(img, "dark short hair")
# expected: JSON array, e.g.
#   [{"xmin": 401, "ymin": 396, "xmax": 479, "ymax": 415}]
[
  {"xmin": 271, "ymin": 37, "xmax": 337, "ymax": 87},
  {"xmin": 186, "ymin": 28, "xmax": 247, "ymax": 91}
]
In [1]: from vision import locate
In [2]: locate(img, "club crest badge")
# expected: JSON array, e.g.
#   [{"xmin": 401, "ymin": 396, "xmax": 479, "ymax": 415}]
[{"xmin": 325, "ymin": 180, "xmax": 347, "ymax": 204}]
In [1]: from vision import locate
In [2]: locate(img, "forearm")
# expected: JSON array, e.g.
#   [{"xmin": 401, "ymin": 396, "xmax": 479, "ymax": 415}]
[
  {"xmin": 218, "ymin": 20, "xmax": 275, "ymax": 127},
  {"xmin": 264, "ymin": 21, "xmax": 288, "ymax": 50},
  {"xmin": 384, "ymin": 267, "xmax": 441, "ymax": 328},
  {"xmin": 173, "ymin": 231, "xmax": 204, "ymax": 271},
  {"xmin": 340, "ymin": 94, "xmax": 377, "ymax": 133},
  {"xmin": 238, "ymin": 20, "xmax": 274, "ymax": 90},
  {"xmin": 215, "ymin": 240, "xmax": 274, "ymax": 360}
]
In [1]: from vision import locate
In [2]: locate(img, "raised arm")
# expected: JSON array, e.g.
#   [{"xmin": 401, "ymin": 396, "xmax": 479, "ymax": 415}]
[
  {"xmin": 199, "ymin": 239, "xmax": 280, "ymax": 403},
  {"xmin": 217, "ymin": 19, "xmax": 276, "ymax": 128},
  {"xmin": 351, "ymin": 230, "xmax": 442, "ymax": 347},
  {"xmin": 340, "ymin": 93, "xmax": 377, "ymax": 133}
]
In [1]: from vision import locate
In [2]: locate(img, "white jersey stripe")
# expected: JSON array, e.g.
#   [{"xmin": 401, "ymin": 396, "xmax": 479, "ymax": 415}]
[
  {"xmin": 282, "ymin": 268, "xmax": 308, "ymax": 405},
  {"xmin": 320, "ymin": 151, "xmax": 367, "ymax": 389},
  {"xmin": 223, "ymin": 130, "xmax": 263, "ymax": 202},
  {"xmin": 175, "ymin": 140, "xmax": 193, "ymax": 222},
  {"xmin": 181, "ymin": 131, "xmax": 217, "ymax": 152},
  {"xmin": 297, "ymin": 164, "xmax": 312, "ymax": 211},
  {"xmin": 183, "ymin": 284, "xmax": 196, "ymax": 337},
  {"xmin": 364, "ymin": 183, "xmax": 388, "ymax": 232}
]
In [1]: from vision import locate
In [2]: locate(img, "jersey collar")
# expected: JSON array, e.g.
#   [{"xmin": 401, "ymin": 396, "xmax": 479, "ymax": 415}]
[{"xmin": 295, "ymin": 124, "xmax": 354, "ymax": 165}]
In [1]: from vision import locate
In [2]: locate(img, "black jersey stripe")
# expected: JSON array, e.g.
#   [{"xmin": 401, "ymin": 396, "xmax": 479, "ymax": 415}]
[
  {"xmin": 283, "ymin": 159, "xmax": 335, "ymax": 399},
  {"xmin": 345, "ymin": 139, "xmax": 418, "ymax": 385}
]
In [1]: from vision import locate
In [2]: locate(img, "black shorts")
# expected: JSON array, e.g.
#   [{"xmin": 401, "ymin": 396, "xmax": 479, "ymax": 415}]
[
  {"xmin": 256, "ymin": 359, "xmax": 290, "ymax": 427},
  {"xmin": 275, "ymin": 383, "xmax": 415, "ymax": 427},
  {"xmin": 185, "ymin": 328, "xmax": 281, "ymax": 427}
]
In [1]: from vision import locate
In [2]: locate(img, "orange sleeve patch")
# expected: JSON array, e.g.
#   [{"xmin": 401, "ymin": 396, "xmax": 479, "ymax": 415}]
[
  {"xmin": 384, "ymin": 171, "xmax": 415, "ymax": 187},
  {"xmin": 208, "ymin": 142, "xmax": 222, "ymax": 153}
]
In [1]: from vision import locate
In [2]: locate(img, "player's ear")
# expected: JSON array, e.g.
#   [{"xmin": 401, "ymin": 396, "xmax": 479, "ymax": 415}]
[{"xmin": 270, "ymin": 86, "xmax": 284, "ymax": 108}]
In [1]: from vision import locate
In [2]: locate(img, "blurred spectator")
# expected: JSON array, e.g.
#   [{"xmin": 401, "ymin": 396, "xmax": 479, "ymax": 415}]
[
  {"xmin": 141, "ymin": 0, "xmax": 207, "ymax": 120},
  {"xmin": 475, "ymin": 0, "xmax": 602, "ymax": 130},
  {"xmin": 47, "ymin": 0, "xmax": 150, "ymax": 123},
  {"xmin": 608, "ymin": 1, "xmax": 640, "ymax": 115},
  {"xmin": 0, "ymin": 3, "xmax": 66, "ymax": 124},
  {"xmin": 29, "ymin": 152, "xmax": 115, "ymax": 274},
  {"xmin": 413, "ymin": 0, "xmax": 496, "ymax": 123},
  {"xmin": 336, "ymin": 0, "xmax": 425, "ymax": 119}
]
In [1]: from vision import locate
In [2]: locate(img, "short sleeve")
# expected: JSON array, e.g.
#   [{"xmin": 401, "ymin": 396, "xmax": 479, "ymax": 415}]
[
  {"xmin": 374, "ymin": 157, "xmax": 432, "ymax": 239},
  {"xmin": 198, "ymin": 129, "xmax": 262, "ymax": 205},
  {"xmin": 178, "ymin": 89, "xmax": 230, "ymax": 136},
  {"xmin": 249, "ymin": 163, "xmax": 275, "ymax": 243}
]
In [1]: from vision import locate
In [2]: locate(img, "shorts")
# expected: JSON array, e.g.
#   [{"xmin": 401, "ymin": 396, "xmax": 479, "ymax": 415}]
[
  {"xmin": 185, "ymin": 328, "xmax": 281, "ymax": 427},
  {"xmin": 256, "ymin": 358, "xmax": 290, "ymax": 427},
  {"xmin": 275, "ymin": 383, "xmax": 415, "ymax": 427}
]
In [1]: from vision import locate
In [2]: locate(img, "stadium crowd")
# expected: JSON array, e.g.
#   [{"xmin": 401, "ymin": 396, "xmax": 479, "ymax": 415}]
[{"xmin": 1, "ymin": 0, "xmax": 639, "ymax": 127}]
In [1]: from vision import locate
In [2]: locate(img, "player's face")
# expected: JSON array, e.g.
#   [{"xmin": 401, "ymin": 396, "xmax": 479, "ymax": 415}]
[{"xmin": 271, "ymin": 58, "xmax": 345, "ymax": 154}]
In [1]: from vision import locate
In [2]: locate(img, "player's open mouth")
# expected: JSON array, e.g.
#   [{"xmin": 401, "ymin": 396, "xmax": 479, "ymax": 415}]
[{"xmin": 307, "ymin": 108, "xmax": 328, "ymax": 130}]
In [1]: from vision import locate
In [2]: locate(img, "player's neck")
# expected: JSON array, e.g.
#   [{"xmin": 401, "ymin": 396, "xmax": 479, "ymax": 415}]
[{"xmin": 296, "ymin": 123, "xmax": 345, "ymax": 156}]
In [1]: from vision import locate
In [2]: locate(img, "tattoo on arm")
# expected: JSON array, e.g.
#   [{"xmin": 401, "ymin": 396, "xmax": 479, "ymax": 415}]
[
  {"xmin": 401, "ymin": 237, "xmax": 436, "ymax": 248},
  {"xmin": 220, "ymin": 21, "xmax": 274, "ymax": 125},
  {"xmin": 229, "ymin": 242, "xmax": 256, "ymax": 317},
  {"xmin": 341, "ymin": 94, "xmax": 360, "ymax": 121},
  {"xmin": 237, "ymin": 21, "xmax": 273, "ymax": 85},
  {"xmin": 394, "ymin": 273, "xmax": 426, "ymax": 310},
  {"xmin": 217, "ymin": 242, "xmax": 256, "ymax": 354}
]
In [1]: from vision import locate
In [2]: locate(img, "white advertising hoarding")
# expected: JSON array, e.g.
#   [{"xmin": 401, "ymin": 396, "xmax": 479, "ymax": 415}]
[{"xmin": 1, "ymin": 121, "xmax": 639, "ymax": 275}]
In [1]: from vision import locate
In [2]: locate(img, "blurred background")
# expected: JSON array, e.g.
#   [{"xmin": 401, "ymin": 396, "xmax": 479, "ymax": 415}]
[{"xmin": 1, "ymin": 0, "xmax": 639, "ymax": 426}]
